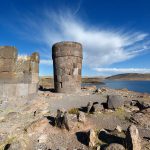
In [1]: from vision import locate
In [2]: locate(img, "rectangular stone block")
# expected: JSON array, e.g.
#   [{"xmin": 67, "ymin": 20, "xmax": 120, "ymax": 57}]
[
  {"xmin": 31, "ymin": 73, "xmax": 39, "ymax": 83},
  {"xmin": 15, "ymin": 60, "xmax": 30, "ymax": 73},
  {"xmin": 3, "ymin": 84, "xmax": 17, "ymax": 97},
  {"xmin": 0, "ymin": 58, "xmax": 16, "ymax": 72},
  {"xmin": 16, "ymin": 84, "xmax": 28, "ymax": 96},
  {"xmin": 30, "ymin": 62, "xmax": 39, "ymax": 73},
  {"xmin": 0, "ymin": 84, "xmax": 4, "ymax": 96},
  {"xmin": 0, "ymin": 46, "xmax": 17, "ymax": 59},
  {"xmin": 28, "ymin": 83, "xmax": 38, "ymax": 94}
]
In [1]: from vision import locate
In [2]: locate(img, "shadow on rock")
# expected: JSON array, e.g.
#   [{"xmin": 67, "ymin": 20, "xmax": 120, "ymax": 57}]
[
  {"xmin": 39, "ymin": 86, "xmax": 55, "ymax": 93},
  {"xmin": 76, "ymin": 131, "xmax": 89, "ymax": 146},
  {"xmin": 46, "ymin": 116, "xmax": 55, "ymax": 126},
  {"xmin": 78, "ymin": 107, "xmax": 87, "ymax": 113},
  {"xmin": 98, "ymin": 130, "xmax": 125, "ymax": 146},
  {"xmin": 101, "ymin": 102, "xmax": 108, "ymax": 109},
  {"xmin": 4, "ymin": 144, "xmax": 11, "ymax": 150}
]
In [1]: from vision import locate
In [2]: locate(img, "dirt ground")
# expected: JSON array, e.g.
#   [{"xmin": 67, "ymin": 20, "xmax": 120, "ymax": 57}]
[{"xmin": 0, "ymin": 87, "xmax": 150, "ymax": 150}]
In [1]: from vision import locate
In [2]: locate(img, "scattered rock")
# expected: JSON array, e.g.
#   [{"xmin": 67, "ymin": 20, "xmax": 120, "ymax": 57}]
[
  {"xmin": 87, "ymin": 129, "xmax": 97, "ymax": 147},
  {"xmin": 93, "ymin": 103, "xmax": 103, "ymax": 112},
  {"xmin": 115, "ymin": 125, "xmax": 122, "ymax": 133},
  {"xmin": 96, "ymin": 145, "xmax": 100, "ymax": 150},
  {"xmin": 35, "ymin": 143, "xmax": 48, "ymax": 150},
  {"xmin": 55, "ymin": 109, "xmax": 64, "ymax": 128},
  {"xmin": 38, "ymin": 134, "xmax": 48, "ymax": 144},
  {"xmin": 77, "ymin": 111, "xmax": 86, "ymax": 123},
  {"xmin": 105, "ymin": 143, "xmax": 125, "ymax": 150},
  {"xmin": 55, "ymin": 109, "xmax": 70, "ymax": 131},
  {"xmin": 126, "ymin": 124, "xmax": 141, "ymax": 150},
  {"xmin": 107, "ymin": 95, "xmax": 124, "ymax": 109},
  {"xmin": 62, "ymin": 111, "xmax": 70, "ymax": 131},
  {"xmin": 101, "ymin": 88, "xmax": 107, "ymax": 92},
  {"xmin": 81, "ymin": 86, "xmax": 97, "ymax": 91}
]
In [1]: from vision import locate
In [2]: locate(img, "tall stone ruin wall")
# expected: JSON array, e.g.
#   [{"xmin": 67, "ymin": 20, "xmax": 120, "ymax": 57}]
[
  {"xmin": 0, "ymin": 46, "xmax": 39, "ymax": 98},
  {"xmin": 52, "ymin": 41, "xmax": 83, "ymax": 93}
]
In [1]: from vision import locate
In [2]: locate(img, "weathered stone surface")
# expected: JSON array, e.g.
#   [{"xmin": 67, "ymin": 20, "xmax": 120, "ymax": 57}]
[
  {"xmin": 0, "ymin": 59, "xmax": 16, "ymax": 72},
  {"xmin": 0, "ymin": 46, "xmax": 17, "ymax": 59},
  {"xmin": 130, "ymin": 111, "xmax": 150, "ymax": 129},
  {"xmin": 115, "ymin": 125, "xmax": 122, "ymax": 133},
  {"xmin": 105, "ymin": 143, "xmax": 125, "ymax": 150},
  {"xmin": 126, "ymin": 124, "xmax": 141, "ymax": 150},
  {"xmin": 93, "ymin": 103, "xmax": 103, "ymax": 112},
  {"xmin": 87, "ymin": 101, "xmax": 93, "ymax": 113},
  {"xmin": 55, "ymin": 109, "xmax": 63, "ymax": 128},
  {"xmin": 107, "ymin": 95, "xmax": 124, "ymax": 109},
  {"xmin": 52, "ymin": 41, "xmax": 82, "ymax": 93},
  {"xmin": 0, "ymin": 46, "xmax": 39, "ymax": 98},
  {"xmin": 77, "ymin": 111, "xmax": 86, "ymax": 123},
  {"xmin": 87, "ymin": 129, "xmax": 97, "ymax": 147},
  {"xmin": 55, "ymin": 109, "xmax": 70, "ymax": 131}
]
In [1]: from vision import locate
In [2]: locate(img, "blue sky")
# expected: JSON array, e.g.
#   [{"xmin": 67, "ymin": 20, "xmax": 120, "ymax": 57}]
[{"xmin": 0, "ymin": 0, "xmax": 150, "ymax": 76}]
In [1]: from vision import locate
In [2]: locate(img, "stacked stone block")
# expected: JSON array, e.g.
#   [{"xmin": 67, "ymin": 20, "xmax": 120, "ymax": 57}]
[
  {"xmin": 52, "ymin": 41, "xmax": 83, "ymax": 93},
  {"xmin": 0, "ymin": 46, "xmax": 39, "ymax": 98}
]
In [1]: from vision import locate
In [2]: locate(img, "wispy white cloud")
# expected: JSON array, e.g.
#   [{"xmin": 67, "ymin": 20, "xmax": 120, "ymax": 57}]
[
  {"xmin": 94, "ymin": 68, "xmax": 150, "ymax": 74},
  {"xmin": 14, "ymin": 10, "xmax": 150, "ymax": 69},
  {"xmin": 40, "ymin": 59, "xmax": 53, "ymax": 65}
]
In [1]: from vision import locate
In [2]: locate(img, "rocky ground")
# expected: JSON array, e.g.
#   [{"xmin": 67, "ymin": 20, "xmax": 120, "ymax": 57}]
[{"xmin": 0, "ymin": 86, "xmax": 150, "ymax": 150}]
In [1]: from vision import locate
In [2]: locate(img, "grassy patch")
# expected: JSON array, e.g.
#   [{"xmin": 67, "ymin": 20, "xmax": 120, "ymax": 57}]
[
  {"xmin": 114, "ymin": 107, "xmax": 127, "ymax": 120},
  {"xmin": 68, "ymin": 108, "xmax": 79, "ymax": 115}
]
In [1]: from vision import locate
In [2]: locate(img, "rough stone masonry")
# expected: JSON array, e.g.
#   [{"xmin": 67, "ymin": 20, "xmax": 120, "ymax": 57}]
[
  {"xmin": 52, "ymin": 41, "xmax": 83, "ymax": 93},
  {"xmin": 0, "ymin": 46, "xmax": 39, "ymax": 98}
]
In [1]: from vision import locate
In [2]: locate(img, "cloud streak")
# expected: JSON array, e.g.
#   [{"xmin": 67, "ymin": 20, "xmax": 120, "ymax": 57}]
[
  {"xmin": 40, "ymin": 59, "xmax": 53, "ymax": 65},
  {"xmin": 10, "ymin": 9, "xmax": 150, "ymax": 73},
  {"xmin": 94, "ymin": 68, "xmax": 150, "ymax": 74}
]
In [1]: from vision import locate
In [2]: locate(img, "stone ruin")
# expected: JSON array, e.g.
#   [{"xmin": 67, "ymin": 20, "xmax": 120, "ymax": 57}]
[
  {"xmin": 0, "ymin": 46, "xmax": 39, "ymax": 98},
  {"xmin": 52, "ymin": 41, "xmax": 83, "ymax": 93}
]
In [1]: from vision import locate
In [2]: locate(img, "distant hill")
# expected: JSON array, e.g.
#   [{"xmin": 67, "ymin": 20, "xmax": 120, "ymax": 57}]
[
  {"xmin": 39, "ymin": 76, "xmax": 105, "ymax": 89},
  {"xmin": 106, "ymin": 73, "xmax": 150, "ymax": 80}
]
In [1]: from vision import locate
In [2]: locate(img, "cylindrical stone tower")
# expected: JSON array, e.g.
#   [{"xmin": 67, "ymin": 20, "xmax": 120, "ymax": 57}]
[{"xmin": 52, "ymin": 41, "xmax": 83, "ymax": 93}]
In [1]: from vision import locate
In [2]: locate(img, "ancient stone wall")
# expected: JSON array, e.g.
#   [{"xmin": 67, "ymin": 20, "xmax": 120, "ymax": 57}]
[
  {"xmin": 0, "ymin": 46, "xmax": 39, "ymax": 98},
  {"xmin": 52, "ymin": 41, "xmax": 83, "ymax": 93}
]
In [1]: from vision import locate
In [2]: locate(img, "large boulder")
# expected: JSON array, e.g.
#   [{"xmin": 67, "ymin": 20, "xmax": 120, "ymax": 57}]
[
  {"xmin": 107, "ymin": 95, "xmax": 124, "ymax": 109},
  {"xmin": 126, "ymin": 124, "xmax": 141, "ymax": 150}
]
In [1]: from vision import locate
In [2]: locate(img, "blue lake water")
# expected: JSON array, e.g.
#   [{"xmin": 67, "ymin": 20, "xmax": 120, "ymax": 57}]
[{"xmin": 82, "ymin": 80, "xmax": 150, "ymax": 94}]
